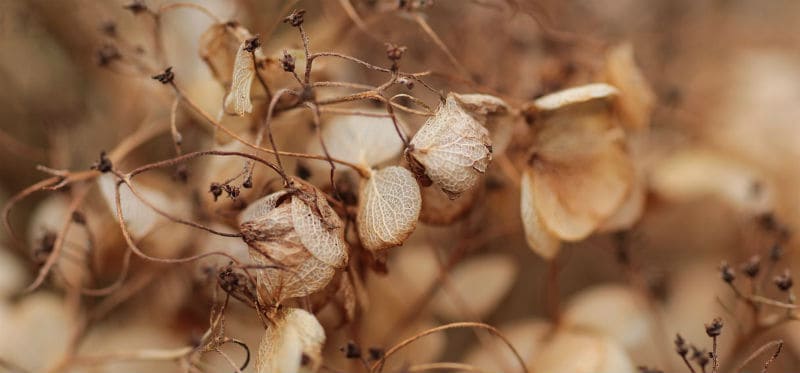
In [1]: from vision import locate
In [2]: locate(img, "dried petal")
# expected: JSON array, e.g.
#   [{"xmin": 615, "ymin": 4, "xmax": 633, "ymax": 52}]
[
  {"xmin": 531, "ymin": 331, "xmax": 636, "ymax": 373},
  {"xmin": 357, "ymin": 166, "xmax": 421, "ymax": 251},
  {"xmin": 419, "ymin": 179, "xmax": 480, "ymax": 225},
  {"xmin": 256, "ymin": 308, "xmax": 325, "ymax": 373},
  {"xmin": 291, "ymin": 180, "xmax": 348, "ymax": 268},
  {"xmin": 452, "ymin": 92, "xmax": 517, "ymax": 155},
  {"xmin": 604, "ymin": 43, "xmax": 656, "ymax": 131},
  {"xmin": 533, "ymin": 83, "xmax": 618, "ymax": 112},
  {"xmin": 408, "ymin": 94, "xmax": 492, "ymax": 198},
  {"xmin": 199, "ymin": 23, "xmax": 242, "ymax": 87},
  {"xmin": 307, "ymin": 112, "xmax": 404, "ymax": 170},
  {"xmin": 432, "ymin": 254, "xmax": 518, "ymax": 320},
  {"xmin": 520, "ymin": 169, "xmax": 561, "ymax": 259},
  {"xmin": 563, "ymin": 285, "xmax": 652, "ymax": 349},
  {"xmin": 465, "ymin": 318, "xmax": 551, "ymax": 373},
  {"xmin": 224, "ymin": 39, "xmax": 256, "ymax": 116}
]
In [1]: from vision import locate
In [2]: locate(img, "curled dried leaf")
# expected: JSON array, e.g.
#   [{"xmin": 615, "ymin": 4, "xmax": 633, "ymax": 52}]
[
  {"xmin": 240, "ymin": 180, "xmax": 348, "ymax": 303},
  {"xmin": 533, "ymin": 83, "xmax": 618, "ymax": 112},
  {"xmin": 256, "ymin": 308, "xmax": 325, "ymax": 373},
  {"xmin": 603, "ymin": 43, "xmax": 656, "ymax": 131},
  {"xmin": 357, "ymin": 166, "xmax": 421, "ymax": 252},
  {"xmin": 408, "ymin": 94, "xmax": 493, "ymax": 198},
  {"xmin": 224, "ymin": 39, "xmax": 257, "ymax": 116}
]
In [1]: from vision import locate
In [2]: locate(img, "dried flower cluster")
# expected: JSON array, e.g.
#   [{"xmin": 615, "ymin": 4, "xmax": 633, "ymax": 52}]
[{"xmin": 2, "ymin": 1, "xmax": 800, "ymax": 373}]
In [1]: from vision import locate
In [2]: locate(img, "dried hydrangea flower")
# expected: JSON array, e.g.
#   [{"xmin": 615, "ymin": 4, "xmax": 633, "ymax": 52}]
[
  {"xmin": 451, "ymin": 92, "xmax": 518, "ymax": 155},
  {"xmin": 603, "ymin": 43, "xmax": 656, "ymax": 131},
  {"xmin": 521, "ymin": 84, "xmax": 634, "ymax": 258},
  {"xmin": 408, "ymin": 94, "xmax": 492, "ymax": 198},
  {"xmin": 256, "ymin": 307, "xmax": 325, "ymax": 373},
  {"xmin": 240, "ymin": 179, "xmax": 347, "ymax": 304},
  {"xmin": 357, "ymin": 166, "xmax": 421, "ymax": 252}
]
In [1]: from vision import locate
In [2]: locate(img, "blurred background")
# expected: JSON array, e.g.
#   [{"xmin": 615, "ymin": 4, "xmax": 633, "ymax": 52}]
[{"xmin": 2, "ymin": 0, "xmax": 800, "ymax": 372}]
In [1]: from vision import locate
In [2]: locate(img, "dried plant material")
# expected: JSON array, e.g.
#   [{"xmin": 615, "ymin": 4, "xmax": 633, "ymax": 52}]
[
  {"xmin": 240, "ymin": 180, "xmax": 348, "ymax": 303},
  {"xmin": 419, "ymin": 179, "xmax": 481, "ymax": 225},
  {"xmin": 465, "ymin": 318, "xmax": 551, "ymax": 373},
  {"xmin": 98, "ymin": 173, "xmax": 172, "ymax": 238},
  {"xmin": 357, "ymin": 166, "xmax": 421, "ymax": 252},
  {"xmin": 224, "ymin": 39, "xmax": 257, "ymax": 116},
  {"xmin": 532, "ymin": 83, "xmax": 618, "ymax": 112},
  {"xmin": 603, "ymin": 43, "xmax": 656, "ymax": 131},
  {"xmin": 307, "ymin": 112, "xmax": 404, "ymax": 170},
  {"xmin": 432, "ymin": 254, "xmax": 518, "ymax": 320},
  {"xmin": 408, "ymin": 94, "xmax": 493, "ymax": 198},
  {"xmin": 0, "ymin": 247, "xmax": 26, "ymax": 296},
  {"xmin": 199, "ymin": 23, "xmax": 251, "ymax": 87},
  {"xmin": 523, "ymin": 85, "xmax": 634, "ymax": 243},
  {"xmin": 520, "ymin": 169, "xmax": 561, "ymax": 259},
  {"xmin": 649, "ymin": 148, "xmax": 773, "ymax": 213},
  {"xmin": 0, "ymin": 293, "xmax": 72, "ymax": 372},
  {"xmin": 530, "ymin": 331, "xmax": 636, "ymax": 373},
  {"xmin": 563, "ymin": 285, "xmax": 652, "ymax": 349},
  {"xmin": 452, "ymin": 92, "xmax": 518, "ymax": 155},
  {"xmin": 256, "ymin": 308, "xmax": 325, "ymax": 373}
]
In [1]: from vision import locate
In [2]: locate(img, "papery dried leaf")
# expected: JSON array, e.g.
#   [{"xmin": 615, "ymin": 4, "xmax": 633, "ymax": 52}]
[
  {"xmin": 256, "ymin": 308, "xmax": 325, "ymax": 373},
  {"xmin": 531, "ymin": 331, "xmax": 636, "ymax": 373},
  {"xmin": 451, "ymin": 93, "xmax": 510, "ymax": 117},
  {"xmin": 0, "ymin": 293, "xmax": 72, "ymax": 372},
  {"xmin": 520, "ymin": 169, "xmax": 561, "ymax": 259},
  {"xmin": 533, "ymin": 83, "xmax": 618, "ymax": 112},
  {"xmin": 452, "ymin": 93, "xmax": 518, "ymax": 155},
  {"xmin": 357, "ymin": 166, "xmax": 421, "ymax": 251},
  {"xmin": 307, "ymin": 112, "xmax": 404, "ymax": 169},
  {"xmin": 97, "ymin": 174, "xmax": 172, "ymax": 239},
  {"xmin": 224, "ymin": 40, "xmax": 256, "ymax": 116},
  {"xmin": 432, "ymin": 254, "xmax": 518, "ymax": 320},
  {"xmin": 409, "ymin": 94, "xmax": 492, "ymax": 198},
  {"xmin": 604, "ymin": 43, "xmax": 656, "ymax": 131},
  {"xmin": 199, "ymin": 23, "xmax": 239, "ymax": 86},
  {"xmin": 419, "ymin": 180, "xmax": 480, "ymax": 225}
]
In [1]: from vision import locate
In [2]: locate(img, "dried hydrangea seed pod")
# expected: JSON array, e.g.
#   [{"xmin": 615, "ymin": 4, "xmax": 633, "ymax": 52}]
[
  {"xmin": 224, "ymin": 39, "xmax": 257, "ymax": 116},
  {"xmin": 256, "ymin": 308, "xmax": 325, "ymax": 373},
  {"xmin": 357, "ymin": 166, "xmax": 421, "ymax": 252},
  {"xmin": 408, "ymin": 94, "xmax": 493, "ymax": 198}
]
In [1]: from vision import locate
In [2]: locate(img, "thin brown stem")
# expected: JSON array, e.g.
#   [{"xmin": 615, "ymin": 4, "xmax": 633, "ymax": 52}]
[{"xmin": 735, "ymin": 340, "xmax": 783, "ymax": 373}]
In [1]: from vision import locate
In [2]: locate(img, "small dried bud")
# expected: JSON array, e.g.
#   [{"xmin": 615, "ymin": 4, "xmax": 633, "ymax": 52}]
[
  {"xmin": 100, "ymin": 21, "xmax": 117, "ymax": 37},
  {"xmin": 244, "ymin": 36, "xmax": 261, "ymax": 53},
  {"xmin": 242, "ymin": 175, "xmax": 253, "ymax": 189},
  {"xmin": 774, "ymin": 270, "xmax": 793, "ymax": 292},
  {"xmin": 97, "ymin": 44, "xmax": 121, "ymax": 67},
  {"xmin": 71, "ymin": 211, "xmax": 86, "ymax": 225},
  {"xmin": 691, "ymin": 346, "xmax": 709, "ymax": 369},
  {"xmin": 397, "ymin": 76, "xmax": 414, "ymax": 89},
  {"xmin": 223, "ymin": 184, "xmax": 240, "ymax": 199},
  {"xmin": 770, "ymin": 244, "xmax": 784, "ymax": 262},
  {"xmin": 284, "ymin": 9, "xmax": 306, "ymax": 27},
  {"xmin": 705, "ymin": 318, "xmax": 723, "ymax": 337},
  {"xmin": 368, "ymin": 347, "xmax": 384, "ymax": 361},
  {"xmin": 280, "ymin": 50, "xmax": 296, "ymax": 72},
  {"xmin": 741, "ymin": 255, "xmax": 761, "ymax": 278},
  {"xmin": 152, "ymin": 66, "xmax": 174, "ymax": 84},
  {"xmin": 91, "ymin": 151, "xmax": 113, "ymax": 173},
  {"xmin": 720, "ymin": 261, "xmax": 735, "ymax": 283},
  {"xmin": 674, "ymin": 334, "xmax": 688, "ymax": 357},
  {"xmin": 173, "ymin": 164, "xmax": 188, "ymax": 183},
  {"xmin": 209, "ymin": 183, "xmax": 223, "ymax": 202},
  {"xmin": 385, "ymin": 43, "xmax": 407, "ymax": 62},
  {"xmin": 341, "ymin": 341, "xmax": 361, "ymax": 359},
  {"xmin": 123, "ymin": 0, "xmax": 148, "ymax": 14}
]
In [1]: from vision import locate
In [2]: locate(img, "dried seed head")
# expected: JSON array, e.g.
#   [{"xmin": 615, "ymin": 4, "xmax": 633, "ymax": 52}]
[
  {"xmin": 770, "ymin": 244, "xmax": 784, "ymax": 262},
  {"xmin": 774, "ymin": 270, "xmax": 793, "ymax": 292},
  {"xmin": 209, "ymin": 182, "xmax": 223, "ymax": 201},
  {"xmin": 224, "ymin": 40, "xmax": 257, "ymax": 116},
  {"xmin": 357, "ymin": 166, "xmax": 421, "ymax": 252},
  {"xmin": 342, "ymin": 341, "xmax": 361, "ymax": 359},
  {"xmin": 240, "ymin": 179, "xmax": 348, "ymax": 303},
  {"xmin": 408, "ymin": 94, "xmax": 492, "ymax": 198},
  {"xmin": 741, "ymin": 255, "xmax": 761, "ymax": 278},
  {"xmin": 704, "ymin": 318, "xmax": 723, "ymax": 337},
  {"xmin": 284, "ymin": 9, "xmax": 306, "ymax": 27},
  {"xmin": 256, "ymin": 308, "xmax": 325, "ymax": 373},
  {"xmin": 152, "ymin": 66, "xmax": 174, "ymax": 84},
  {"xmin": 281, "ymin": 50, "xmax": 296, "ymax": 72},
  {"xmin": 385, "ymin": 43, "xmax": 407, "ymax": 62},
  {"xmin": 244, "ymin": 36, "xmax": 261, "ymax": 53},
  {"xmin": 674, "ymin": 334, "xmax": 688, "ymax": 357},
  {"xmin": 91, "ymin": 151, "xmax": 113, "ymax": 173},
  {"xmin": 720, "ymin": 261, "xmax": 736, "ymax": 283}
]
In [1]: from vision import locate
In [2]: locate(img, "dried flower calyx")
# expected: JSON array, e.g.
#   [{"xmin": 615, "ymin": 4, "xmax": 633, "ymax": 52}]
[
  {"xmin": 719, "ymin": 261, "xmax": 735, "ymax": 283},
  {"xmin": 239, "ymin": 178, "xmax": 348, "ymax": 303},
  {"xmin": 357, "ymin": 166, "xmax": 421, "ymax": 252},
  {"xmin": 774, "ymin": 270, "xmax": 793, "ymax": 291},
  {"xmin": 407, "ymin": 93, "xmax": 492, "ymax": 198},
  {"xmin": 704, "ymin": 318, "xmax": 723, "ymax": 337}
]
